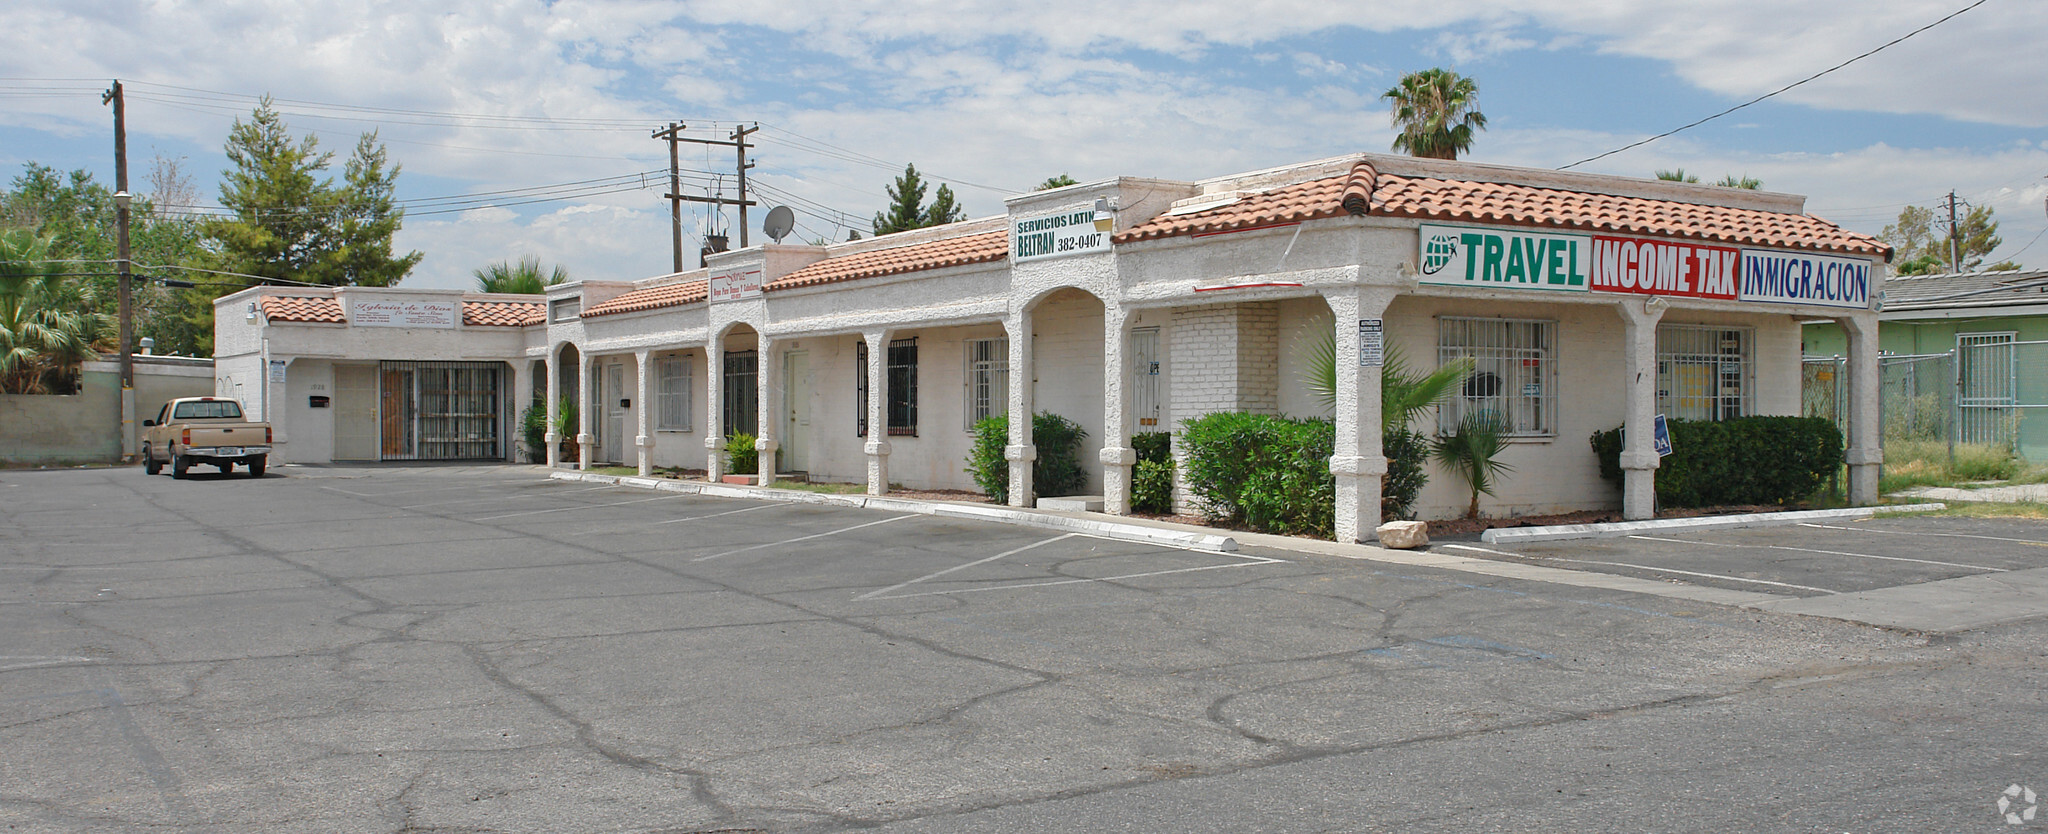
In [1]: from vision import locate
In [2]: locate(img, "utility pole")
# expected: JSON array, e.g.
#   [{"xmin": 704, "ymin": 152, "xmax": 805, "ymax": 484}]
[
  {"xmin": 650, "ymin": 122, "xmax": 687, "ymax": 273},
  {"xmin": 1943, "ymin": 190, "xmax": 1962, "ymax": 274},
  {"xmin": 732, "ymin": 124, "xmax": 757, "ymax": 248},
  {"xmin": 655, "ymin": 123, "xmax": 758, "ymax": 263},
  {"xmin": 102, "ymin": 79, "xmax": 135, "ymax": 462}
]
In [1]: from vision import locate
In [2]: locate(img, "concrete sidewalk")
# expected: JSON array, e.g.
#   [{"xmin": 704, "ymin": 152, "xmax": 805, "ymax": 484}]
[{"xmin": 1893, "ymin": 483, "xmax": 2048, "ymax": 503}]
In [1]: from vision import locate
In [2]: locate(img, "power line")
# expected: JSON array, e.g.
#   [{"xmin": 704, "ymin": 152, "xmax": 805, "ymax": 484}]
[{"xmin": 1560, "ymin": 0, "xmax": 1990, "ymax": 170}]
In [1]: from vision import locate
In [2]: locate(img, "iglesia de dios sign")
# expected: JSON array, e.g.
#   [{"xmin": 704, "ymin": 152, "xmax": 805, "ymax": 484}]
[{"xmin": 1416, "ymin": 223, "xmax": 1874, "ymax": 309}]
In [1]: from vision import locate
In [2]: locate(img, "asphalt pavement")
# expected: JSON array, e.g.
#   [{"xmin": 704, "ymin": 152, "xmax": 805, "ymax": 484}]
[{"xmin": 2, "ymin": 463, "xmax": 2044, "ymax": 832}]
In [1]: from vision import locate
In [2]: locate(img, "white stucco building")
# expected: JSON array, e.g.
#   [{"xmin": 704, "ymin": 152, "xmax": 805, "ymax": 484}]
[{"xmin": 217, "ymin": 151, "xmax": 1891, "ymax": 542}]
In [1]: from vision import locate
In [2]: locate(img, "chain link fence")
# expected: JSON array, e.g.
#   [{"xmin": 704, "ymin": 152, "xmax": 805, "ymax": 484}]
[{"xmin": 1803, "ymin": 339, "xmax": 2048, "ymax": 466}]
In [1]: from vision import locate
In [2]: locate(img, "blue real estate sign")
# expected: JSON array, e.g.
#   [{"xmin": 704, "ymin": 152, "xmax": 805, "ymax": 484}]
[{"xmin": 1653, "ymin": 414, "xmax": 1673, "ymax": 458}]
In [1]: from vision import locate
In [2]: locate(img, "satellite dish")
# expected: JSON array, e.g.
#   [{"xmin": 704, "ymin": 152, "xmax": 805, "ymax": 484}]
[{"xmin": 763, "ymin": 205, "xmax": 795, "ymax": 243}]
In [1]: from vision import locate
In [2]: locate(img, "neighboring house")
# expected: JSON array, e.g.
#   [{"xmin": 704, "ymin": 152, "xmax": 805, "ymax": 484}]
[
  {"xmin": 1804, "ymin": 269, "xmax": 2048, "ymax": 460},
  {"xmin": 218, "ymin": 151, "xmax": 1890, "ymax": 541}
]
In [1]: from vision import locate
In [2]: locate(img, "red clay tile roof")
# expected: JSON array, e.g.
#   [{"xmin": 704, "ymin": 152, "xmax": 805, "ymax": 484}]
[
  {"xmin": 464, "ymin": 300, "xmax": 545, "ymax": 327},
  {"xmin": 259, "ymin": 296, "xmax": 345, "ymax": 323},
  {"xmin": 581, "ymin": 280, "xmax": 708, "ymax": 318},
  {"xmin": 766, "ymin": 231, "xmax": 1009, "ymax": 291},
  {"xmin": 1115, "ymin": 176, "xmax": 1353, "ymax": 243},
  {"xmin": 1119, "ymin": 160, "xmax": 1892, "ymax": 258}
]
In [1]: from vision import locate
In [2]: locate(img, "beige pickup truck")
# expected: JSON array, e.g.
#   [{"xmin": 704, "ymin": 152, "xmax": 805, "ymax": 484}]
[{"xmin": 142, "ymin": 397, "xmax": 274, "ymax": 479}]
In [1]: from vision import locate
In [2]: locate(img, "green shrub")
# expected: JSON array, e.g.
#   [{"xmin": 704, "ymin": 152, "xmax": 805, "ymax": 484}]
[
  {"xmin": 1131, "ymin": 432, "xmax": 1175, "ymax": 513},
  {"xmin": 1031, "ymin": 412, "xmax": 1089, "ymax": 497},
  {"xmin": 1591, "ymin": 416, "xmax": 1844, "ymax": 507},
  {"xmin": 1180, "ymin": 412, "xmax": 1334, "ymax": 537},
  {"xmin": 520, "ymin": 403, "xmax": 547, "ymax": 464},
  {"xmin": 967, "ymin": 415, "xmax": 1010, "ymax": 502},
  {"xmin": 1382, "ymin": 428, "xmax": 1428, "ymax": 520},
  {"xmin": 726, "ymin": 432, "xmax": 759, "ymax": 475},
  {"xmin": 962, "ymin": 412, "xmax": 1090, "ymax": 502}
]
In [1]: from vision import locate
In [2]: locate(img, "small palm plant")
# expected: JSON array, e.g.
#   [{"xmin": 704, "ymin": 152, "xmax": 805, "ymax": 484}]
[{"xmin": 1431, "ymin": 412, "xmax": 1515, "ymax": 519}]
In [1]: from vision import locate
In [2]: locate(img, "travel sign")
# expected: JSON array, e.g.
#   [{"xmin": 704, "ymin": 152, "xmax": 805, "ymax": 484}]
[
  {"xmin": 1417, "ymin": 224, "xmax": 1873, "ymax": 309},
  {"xmin": 1418, "ymin": 224, "xmax": 1587, "ymax": 291}
]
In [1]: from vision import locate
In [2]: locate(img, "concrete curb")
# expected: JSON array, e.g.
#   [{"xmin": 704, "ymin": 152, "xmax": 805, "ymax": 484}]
[
  {"xmin": 549, "ymin": 471, "xmax": 1240, "ymax": 552},
  {"xmin": 1478, "ymin": 503, "xmax": 1948, "ymax": 544}
]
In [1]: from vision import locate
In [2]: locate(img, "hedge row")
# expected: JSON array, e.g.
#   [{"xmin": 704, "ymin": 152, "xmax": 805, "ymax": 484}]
[
  {"xmin": 1590, "ymin": 416, "xmax": 1842, "ymax": 507},
  {"xmin": 1179, "ymin": 412, "xmax": 1335, "ymax": 537}
]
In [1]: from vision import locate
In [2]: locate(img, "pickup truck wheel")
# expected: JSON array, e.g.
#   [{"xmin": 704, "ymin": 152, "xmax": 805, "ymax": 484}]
[
  {"xmin": 143, "ymin": 445, "xmax": 162, "ymax": 475},
  {"xmin": 171, "ymin": 452, "xmax": 190, "ymax": 480},
  {"xmin": 247, "ymin": 456, "xmax": 266, "ymax": 478}
]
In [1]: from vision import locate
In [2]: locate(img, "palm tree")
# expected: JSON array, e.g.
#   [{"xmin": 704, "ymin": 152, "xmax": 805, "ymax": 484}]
[
  {"xmin": 473, "ymin": 256, "xmax": 569, "ymax": 294},
  {"xmin": 0, "ymin": 229, "xmax": 112, "ymax": 394},
  {"xmin": 1431, "ymin": 412, "xmax": 1515, "ymax": 519},
  {"xmin": 1382, "ymin": 68, "xmax": 1487, "ymax": 161}
]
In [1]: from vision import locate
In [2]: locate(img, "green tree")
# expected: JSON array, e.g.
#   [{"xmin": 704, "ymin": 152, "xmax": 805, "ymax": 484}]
[
  {"xmin": 474, "ymin": 256, "xmax": 569, "ymax": 294},
  {"xmin": 206, "ymin": 98, "xmax": 421, "ymax": 288},
  {"xmin": 1715, "ymin": 174, "xmax": 1763, "ymax": 189},
  {"xmin": 1382, "ymin": 68, "xmax": 1487, "ymax": 161},
  {"xmin": 1882, "ymin": 203, "xmax": 2005, "ymax": 273},
  {"xmin": 0, "ymin": 229, "xmax": 112, "ymax": 393},
  {"xmin": 872, "ymin": 164, "xmax": 966, "ymax": 236},
  {"xmin": 2, "ymin": 160, "xmax": 214, "ymax": 356},
  {"xmin": 1037, "ymin": 174, "xmax": 1078, "ymax": 191}
]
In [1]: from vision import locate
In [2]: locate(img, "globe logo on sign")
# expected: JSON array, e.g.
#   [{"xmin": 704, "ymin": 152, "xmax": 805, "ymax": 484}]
[
  {"xmin": 2000, "ymin": 784, "xmax": 2038, "ymax": 825},
  {"xmin": 1421, "ymin": 233, "xmax": 1460, "ymax": 275}
]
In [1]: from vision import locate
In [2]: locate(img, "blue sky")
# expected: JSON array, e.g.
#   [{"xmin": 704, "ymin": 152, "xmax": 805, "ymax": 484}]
[{"xmin": 3, "ymin": 0, "xmax": 2044, "ymax": 290}]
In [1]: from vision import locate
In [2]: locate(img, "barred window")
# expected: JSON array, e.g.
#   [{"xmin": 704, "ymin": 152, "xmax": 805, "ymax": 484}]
[
  {"xmin": 856, "ymin": 338, "xmax": 918, "ymax": 437},
  {"xmin": 1437, "ymin": 317, "xmax": 1556, "ymax": 437},
  {"xmin": 964, "ymin": 338, "xmax": 1008, "ymax": 429},
  {"xmin": 1657, "ymin": 325, "xmax": 1751, "ymax": 421},
  {"xmin": 657, "ymin": 356, "xmax": 692, "ymax": 431},
  {"xmin": 722, "ymin": 351, "xmax": 757, "ymax": 437}
]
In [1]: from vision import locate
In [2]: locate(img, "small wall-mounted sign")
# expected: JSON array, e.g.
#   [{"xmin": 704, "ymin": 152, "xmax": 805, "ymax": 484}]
[
  {"xmin": 309, "ymin": 395, "xmax": 330, "ymax": 408},
  {"xmin": 1357, "ymin": 319, "xmax": 1384, "ymax": 367}
]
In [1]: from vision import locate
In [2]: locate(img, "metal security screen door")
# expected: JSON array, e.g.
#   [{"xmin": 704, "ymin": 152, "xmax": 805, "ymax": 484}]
[
  {"xmin": 1131, "ymin": 328, "xmax": 1161, "ymax": 428},
  {"xmin": 378, "ymin": 361, "xmax": 507, "ymax": 461},
  {"xmin": 1958, "ymin": 333, "xmax": 2017, "ymax": 446},
  {"xmin": 604, "ymin": 363, "xmax": 626, "ymax": 464}
]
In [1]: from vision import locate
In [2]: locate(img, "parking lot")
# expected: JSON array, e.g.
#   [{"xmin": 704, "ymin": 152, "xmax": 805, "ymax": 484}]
[
  {"xmin": 3, "ymin": 464, "xmax": 2046, "ymax": 832},
  {"xmin": 1443, "ymin": 516, "xmax": 2048, "ymax": 597}
]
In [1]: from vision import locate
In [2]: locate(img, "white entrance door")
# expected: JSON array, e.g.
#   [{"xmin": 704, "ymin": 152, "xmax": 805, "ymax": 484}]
[
  {"xmin": 604, "ymin": 363, "xmax": 626, "ymax": 464},
  {"xmin": 783, "ymin": 351, "xmax": 810, "ymax": 473},
  {"xmin": 333, "ymin": 365, "xmax": 379, "ymax": 460}
]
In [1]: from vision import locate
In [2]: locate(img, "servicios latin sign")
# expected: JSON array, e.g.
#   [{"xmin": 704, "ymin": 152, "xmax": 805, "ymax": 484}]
[
  {"xmin": 1012, "ymin": 206, "xmax": 1112, "ymax": 263},
  {"xmin": 1417, "ymin": 223, "xmax": 1872, "ymax": 309}
]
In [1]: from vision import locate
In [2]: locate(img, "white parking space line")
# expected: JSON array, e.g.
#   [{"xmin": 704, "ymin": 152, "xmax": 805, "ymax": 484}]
[
  {"xmin": 1552, "ymin": 558, "xmax": 1842, "ymax": 594},
  {"xmin": 405, "ymin": 486, "xmax": 623, "ymax": 509},
  {"xmin": 856, "ymin": 534, "xmax": 1079, "ymax": 600},
  {"xmin": 1628, "ymin": 534, "xmax": 2007, "ymax": 573},
  {"xmin": 1798, "ymin": 522, "xmax": 2048, "ymax": 547},
  {"xmin": 690, "ymin": 515, "xmax": 915, "ymax": 562},
  {"xmin": 654, "ymin": 504, "xmax": 780, "ymax": 524},
  {"xmin": 1440, "ymin": 543, "xmax": 1522, "ymax": 559},
  {"xmin": 865, "ymin": 552, "xmax": 1288, "ymax": 601},
  {"xmin": 474, "ymin": 494, "xmax": 683, "ymax": 521}
]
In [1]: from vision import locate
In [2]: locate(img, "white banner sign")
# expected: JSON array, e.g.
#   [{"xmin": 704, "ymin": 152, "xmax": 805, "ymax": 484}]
[
  {"xmin": 709, "ymin": 268, "xmax": 763, "ymax": 303},
  {"xmin": 350, "ymin": 300, "xmax": 457, "ymax": 328},
  {"xmin": 1417, "ymin": 224, "xmax": 1589, "ymax": 292},
  {"xmin": 1012, "ymin": 207, "xmax": 1112, "ymax": 263},
  {"xmin": 1737, "ymin": 249, "xmax": 1874, "ymax": 309}
]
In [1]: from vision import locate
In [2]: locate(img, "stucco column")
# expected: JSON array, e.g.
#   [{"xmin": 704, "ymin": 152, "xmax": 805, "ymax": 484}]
[
  {"xmin": 512, "ymin": 359, "xmax": 537, "ymax": 464},
  {"xmin": 1324, "ymin": 288, "xmax": 1397, "ymax": 544},
  {"xmin": 756, "ymin": 337, "xmax": 781, "ymax": 486},
  {"xmin": 1841, "ymin": 314, "xmax": 1883, "ymax": 505},
  {"xmin": 1100, "ymin": 305, "xmax": 1135, "ymax": 515},
  {"xmin": 576, "ymin": 351, "xmax": 595, "ymax": 470},
  {"xmin": 863, "ymin": 329, "xmax": 892, "ymax": 495},
  {"xmin": 634, "ymin": 350, "xmax": 654, "ymax": 477},
  {"xmin": 1619, "ymin": 300, "xmax": 1667, "ymax": 520},
  {"xmin": 1004, "ymin": 311, "xmax": 1036, "ymax": 507},
  {"xmin": 704, "ymin": 338, "xmax": 725, "ymax": 480},
  {"xmin": 544, "ymin": 348, "xmax": 560, "ymax": 468}
]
